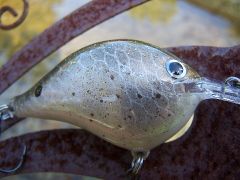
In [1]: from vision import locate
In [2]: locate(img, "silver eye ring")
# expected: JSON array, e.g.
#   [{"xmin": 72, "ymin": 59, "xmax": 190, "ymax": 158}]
[{"xmin": 165, "ymin": 59, "xmax": 187, "ymax": 79}]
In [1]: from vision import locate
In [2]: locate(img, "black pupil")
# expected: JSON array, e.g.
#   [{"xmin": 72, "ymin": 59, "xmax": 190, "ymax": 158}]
[{"xmin": 169, "ymin": 62, "xmax": 183, "ymax": 76}]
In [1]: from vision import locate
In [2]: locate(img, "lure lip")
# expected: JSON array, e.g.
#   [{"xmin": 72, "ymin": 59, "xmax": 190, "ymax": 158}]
[{"xmin": 175, "ymin": 76, "xmax": 240, "ymax": 105}]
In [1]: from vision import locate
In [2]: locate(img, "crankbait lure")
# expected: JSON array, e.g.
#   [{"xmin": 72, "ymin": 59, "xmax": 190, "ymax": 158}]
[{"xmin": 1, "ymin": 40, "xmax": 240, "ymax": 174}]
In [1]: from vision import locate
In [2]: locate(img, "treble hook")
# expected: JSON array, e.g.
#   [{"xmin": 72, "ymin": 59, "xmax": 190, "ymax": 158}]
[
  {"xmin": 0, "ymin": 104, "xmax": 27, "ymax": 173},
  {"xmin": 0, "ymin": 144, "xmax": 27, "ymax": 173}
]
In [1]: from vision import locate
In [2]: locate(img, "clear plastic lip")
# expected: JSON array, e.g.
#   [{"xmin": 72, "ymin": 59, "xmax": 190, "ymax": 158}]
[
  {"xmin": 196, "ymin": 78, "xmax": 240, "ymax": 104},
  {"xmin": 173, "ymin": 77, "xmax": 240, "ymax": 105}
]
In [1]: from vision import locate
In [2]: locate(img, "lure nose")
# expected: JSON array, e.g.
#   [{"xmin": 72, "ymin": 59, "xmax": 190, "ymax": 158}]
[{"xmin": 176, "ymin": 76, "xmax": 240, "ymax": 105}]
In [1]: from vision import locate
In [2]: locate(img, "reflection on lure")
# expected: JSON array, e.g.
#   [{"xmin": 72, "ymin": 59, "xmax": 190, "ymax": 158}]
[
  {"xmin": 165, "ymin": 114, "xmax": 194, "ymax": 143},
  {"xmin": 0, "ymin": 40, "xmax": 240, "ymax": 174}
]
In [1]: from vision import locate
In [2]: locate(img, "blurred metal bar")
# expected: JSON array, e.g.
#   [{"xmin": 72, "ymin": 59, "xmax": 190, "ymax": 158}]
[
  {"xmin": 0, "ymin": 117, "xmax": 24, "ymax": 134},
  {"xmin": 0, "ymin": 45, "xmax": 239, "ymax": 179}
]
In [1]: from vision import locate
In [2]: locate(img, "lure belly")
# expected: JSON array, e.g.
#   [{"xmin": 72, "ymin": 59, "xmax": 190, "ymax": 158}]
[{"xmin": 4, "ymin": 40, "xmax": 240, "ymax": 174}]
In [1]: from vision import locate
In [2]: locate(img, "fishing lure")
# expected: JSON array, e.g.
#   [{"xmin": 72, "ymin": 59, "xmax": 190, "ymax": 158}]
[{"xmin": 0, "ymin": 40, "xmax": 240, "ymax": 174}]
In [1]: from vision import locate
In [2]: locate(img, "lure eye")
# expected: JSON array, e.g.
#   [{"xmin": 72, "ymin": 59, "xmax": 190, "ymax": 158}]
[{"xmin": 166, "ymin": 60, "xmax": 187, "ymax": 79}]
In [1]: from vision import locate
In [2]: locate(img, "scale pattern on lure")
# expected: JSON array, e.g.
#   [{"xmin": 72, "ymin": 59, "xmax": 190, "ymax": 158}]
[
  {"xmin": 1, "ymin": 40, "xmax": 240, "ymax": 174},
  {"xmin": 10, "ymin": 40, "xmax": 201, "ymax": 151}
]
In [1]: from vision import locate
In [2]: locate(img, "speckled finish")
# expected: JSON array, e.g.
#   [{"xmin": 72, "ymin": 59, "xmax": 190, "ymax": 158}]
[
  {"xmin": 11, "ymin": 40, "xmax": 201, "ymax": 152},
  {"xmin": 0, "ymin": 45, "xmax": 239, "ymax": 179}
]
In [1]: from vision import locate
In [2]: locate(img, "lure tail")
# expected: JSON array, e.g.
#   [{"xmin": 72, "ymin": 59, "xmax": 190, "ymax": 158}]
[{"xmin": 0, "ymin": 104, "xmax": 14, "ymax": 121}]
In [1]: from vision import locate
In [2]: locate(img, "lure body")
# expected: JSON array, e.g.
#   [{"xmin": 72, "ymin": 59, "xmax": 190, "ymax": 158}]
[{"xmin": 10, "ymin": 40, "xmax": 238, "ymax": 152}]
